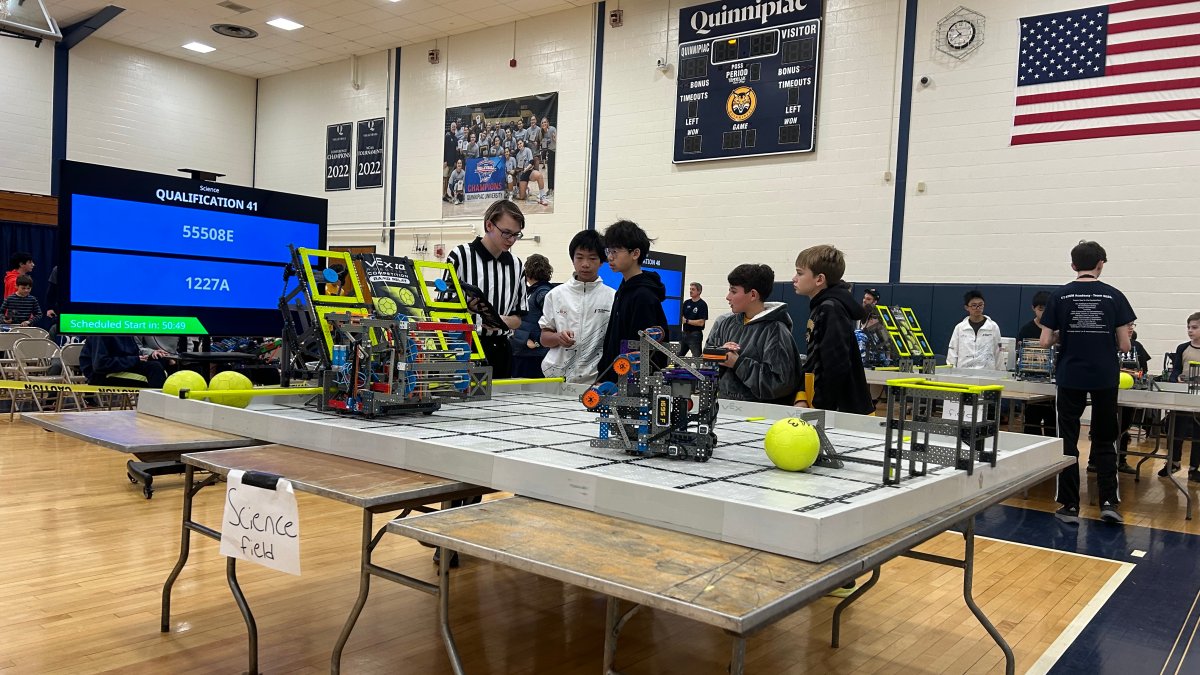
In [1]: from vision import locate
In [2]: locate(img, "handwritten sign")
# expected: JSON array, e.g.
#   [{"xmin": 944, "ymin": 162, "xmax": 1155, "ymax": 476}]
[
  {"xmin": 219, "ymin": 470, "xmax": 301, "ymax": 575},
  {"xmin": 942, "ymin": 400, "xmax": 982, "ymax": 424}
]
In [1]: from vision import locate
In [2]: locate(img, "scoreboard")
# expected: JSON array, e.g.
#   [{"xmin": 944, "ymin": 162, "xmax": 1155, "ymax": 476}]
[{"xmin": 674, "ymin": 0, "xmax": 823, "ymax": 163}]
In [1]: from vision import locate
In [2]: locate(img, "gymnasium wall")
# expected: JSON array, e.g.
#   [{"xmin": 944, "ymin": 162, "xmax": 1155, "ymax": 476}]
[
  {"xmin": 0, "ymin": 38, "xmax": 55, "ymax": 195},
  {"xmin": 66, "ymin": 39, "xmax": 257, "ymax": 185},
  {"xmin": 389, "ymin": 5, "xmax": 597, "ymax": 262},
  {"xmin": 256, "ymin": 51, "xmax": 391, "ymax": 241}
]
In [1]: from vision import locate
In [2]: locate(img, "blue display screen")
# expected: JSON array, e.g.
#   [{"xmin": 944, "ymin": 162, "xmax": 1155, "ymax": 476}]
[
  {"xmin": 72, "ymin": 194, "xmax": 316, "ymax": 263},
  {"xmin": 59, "ymin": 160, "xmax": 327, "ymax": 336},
  {"xmin": 71, "ymin": 251, "xmax": 288, "ymax": 309}
]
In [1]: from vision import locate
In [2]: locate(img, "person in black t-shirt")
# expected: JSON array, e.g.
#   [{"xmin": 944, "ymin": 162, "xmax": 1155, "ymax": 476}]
[
  {"xmin": 1017, "ymin": 291, "xmax": 1056, "ymax": 437},
  {"xmin": 1017, "ymin": 291, "xmax": 1050, "ymax": 341},
  {"xmin": 680, "ymin": 282, "xmax": 708, "ymax": 357},
  {"xmin": 1040, "ymin": 240, "xmax": 1136, "ymax": 526}
]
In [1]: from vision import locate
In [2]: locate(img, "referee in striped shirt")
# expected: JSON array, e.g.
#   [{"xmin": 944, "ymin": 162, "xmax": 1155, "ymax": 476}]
[
  {"xmin": 446, "ymin": 199, "xmax": 528, "ymax": 378},
  {"xmin": 1, "ymin": 275, "xmax": 42, "ymax": 326}
]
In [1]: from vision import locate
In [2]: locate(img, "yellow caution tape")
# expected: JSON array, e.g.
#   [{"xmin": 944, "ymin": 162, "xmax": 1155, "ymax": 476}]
[{"xmin": 0, "ymin": 379, "xmax": 141, "ymax": 394}]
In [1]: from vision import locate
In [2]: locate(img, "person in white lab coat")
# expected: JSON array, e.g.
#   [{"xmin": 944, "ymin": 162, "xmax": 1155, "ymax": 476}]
[{"xmin": 946, "ymin": 290, "xmax": 1002, "ymax": 369}]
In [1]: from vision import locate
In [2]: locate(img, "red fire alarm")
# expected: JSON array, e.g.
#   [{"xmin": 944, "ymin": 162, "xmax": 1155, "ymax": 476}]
[{"xmin": 509, "ymin": 58, "xmax": 517, "ymax": 68}]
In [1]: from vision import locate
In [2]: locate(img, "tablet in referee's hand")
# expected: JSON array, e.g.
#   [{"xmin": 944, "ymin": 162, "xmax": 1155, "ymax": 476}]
[{"xmin": 462, "ymin": 283, "xmax": 508, "ymax": 330}]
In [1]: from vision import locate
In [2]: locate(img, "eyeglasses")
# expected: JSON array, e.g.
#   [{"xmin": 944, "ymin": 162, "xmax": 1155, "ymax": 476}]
[
  {"xmin": 490, "ymin": 223, "xmax": 524, "ymax": 241},
  {"xmin": 604, "ymin": 247, "xmax": 630, "ymax": 257},
  {"xmin": 967, "ymin": 303, "xmax": 985, "ymax": 309}
]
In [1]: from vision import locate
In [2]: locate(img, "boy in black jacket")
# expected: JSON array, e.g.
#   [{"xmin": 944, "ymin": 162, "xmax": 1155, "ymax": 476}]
[
  {"xmin": 792, "ymin": 245, "xmax": 873, "ymax": 414},
  {"xmin": 595, "ymin": 220, "xmax": 668, "ymax": 382}
]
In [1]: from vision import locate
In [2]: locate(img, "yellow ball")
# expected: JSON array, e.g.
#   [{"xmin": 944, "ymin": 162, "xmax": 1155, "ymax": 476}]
[
  {"xmin": 207, "ymin": 370, "xmax": 254, "ymax": 408},
  {"xmin": 162, "ymin": 370, "xmax": 207, "ymax": 398},
  {"xmin": 1119, "ymin": 371, "xmax": 1135, "ymax": 389},
  {"xmin": 764, "ymin": 417, "xmax": 821, "ymax": 472}
]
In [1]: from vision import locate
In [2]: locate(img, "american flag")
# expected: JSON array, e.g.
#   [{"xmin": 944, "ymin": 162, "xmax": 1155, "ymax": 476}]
[{"xmin": 1012, "ymin": 0, "xmax": 1200, "ymax": 145}]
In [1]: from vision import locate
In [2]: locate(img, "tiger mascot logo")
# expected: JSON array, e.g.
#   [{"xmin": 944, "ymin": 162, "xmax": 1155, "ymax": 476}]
[{"xmin": 726, "ymin": 86, "xmax": 757, "ymax": 122}]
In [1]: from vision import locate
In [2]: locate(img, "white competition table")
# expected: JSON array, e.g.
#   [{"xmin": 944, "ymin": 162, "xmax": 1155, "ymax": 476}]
[{"xmin": 136, "ymin": 382, "xmax": 1064, "ymax": 563}]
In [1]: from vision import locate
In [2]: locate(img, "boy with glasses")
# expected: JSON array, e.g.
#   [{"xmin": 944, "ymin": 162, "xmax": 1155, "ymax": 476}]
[
  {"xmin": 445, "ymin": 199, "xmax": 528, "ymax": 379},
  {"xmin": 946, "ymin": 290, "xmax": 1002, "ymax": 370}
]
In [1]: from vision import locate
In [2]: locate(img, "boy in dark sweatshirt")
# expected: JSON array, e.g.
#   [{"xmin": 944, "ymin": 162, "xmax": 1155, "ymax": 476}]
[
  {"xmin": 792, "ymin": 244, "xmax": 873, "ymax": 414},
  {"xmin": 595, "ymin": 220, "xmax": 668, "ymax": 382},
  {"xmin": 80, "ymin": 336, "xmax": 168, "ymax": 388},
  {"xmin": 706, "ymin": 263, "xmax": 801, "ymax": 405}
]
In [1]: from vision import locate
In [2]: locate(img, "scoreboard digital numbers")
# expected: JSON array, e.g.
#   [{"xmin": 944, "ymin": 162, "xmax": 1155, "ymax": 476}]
[{"xmin": 674, "ymin": 0, "xmax": 822, "ymax": 163}]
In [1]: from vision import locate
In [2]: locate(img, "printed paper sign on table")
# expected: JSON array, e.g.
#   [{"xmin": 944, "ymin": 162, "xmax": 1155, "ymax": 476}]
[{"xmin": 219, "ymin": 470, "xmax": 301, "ymax": 575}]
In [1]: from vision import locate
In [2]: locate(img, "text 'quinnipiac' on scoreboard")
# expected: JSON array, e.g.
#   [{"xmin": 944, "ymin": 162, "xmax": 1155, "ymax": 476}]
[{"xmin": 674, "ymin": 0, "xmax": 822, "ymax": 163}]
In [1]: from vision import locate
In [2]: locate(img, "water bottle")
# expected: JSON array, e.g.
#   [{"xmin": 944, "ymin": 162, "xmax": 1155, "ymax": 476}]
[{"xmin": 855, "ymin": 329, "xmax": 868, "ymax": 361}]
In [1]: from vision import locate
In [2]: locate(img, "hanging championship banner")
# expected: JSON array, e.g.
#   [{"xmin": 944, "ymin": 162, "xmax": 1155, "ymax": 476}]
[
  {"xmin": 355, "ymin": 118, "xmax": 384, "ymax": 189},
  {"xmin": 325, "ymin": 123, "xmax": 352, "ymax": 191}
]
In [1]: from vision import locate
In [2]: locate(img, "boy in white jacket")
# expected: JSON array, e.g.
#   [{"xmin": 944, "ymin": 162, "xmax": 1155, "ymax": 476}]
[
  {"xmin": 539, "ymin": 230, "xmax": 615, "ymax": 383},
  {"xmin": 946, "ymin": 289, "xmax": 1002, "ymax": 369}
]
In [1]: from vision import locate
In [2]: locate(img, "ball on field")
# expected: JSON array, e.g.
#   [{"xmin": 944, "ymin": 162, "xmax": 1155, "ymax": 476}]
[
  {"xmin": 207, "ymin": 370, "xmax": 254, "ymax": 408},
  {"xmin": 162, "ymin": 370, "xmax": 207, "ymax": 398},
  {"xmin": 1119, "ymin": 372, "xmax": 1135, "ymax": 389},
  {"xmin": 764, "ymin": 418, "xmax": 821, "ymax": 472}
]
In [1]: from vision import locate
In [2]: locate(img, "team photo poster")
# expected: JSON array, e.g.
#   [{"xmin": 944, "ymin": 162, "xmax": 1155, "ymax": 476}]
[{"xmin": 442, "ymin": 92, "xmax": 558, "ymax": 217}]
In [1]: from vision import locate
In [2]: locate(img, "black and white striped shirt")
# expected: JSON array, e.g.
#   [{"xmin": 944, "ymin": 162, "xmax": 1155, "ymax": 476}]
[{"xmin": 446, "ymin": 237, "xmax": 526, "ymax": 336}]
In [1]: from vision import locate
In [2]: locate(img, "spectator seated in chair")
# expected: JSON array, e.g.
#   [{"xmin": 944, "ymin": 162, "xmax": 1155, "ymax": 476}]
[{"xmin": 80, "ymin": 336, "xmax": 168, "ymax": 388}]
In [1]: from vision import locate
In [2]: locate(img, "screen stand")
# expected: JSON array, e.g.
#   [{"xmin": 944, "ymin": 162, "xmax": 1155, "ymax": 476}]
[{"xmin": 177, "ymin": 168, "xmax": 225, "ymax": 182}]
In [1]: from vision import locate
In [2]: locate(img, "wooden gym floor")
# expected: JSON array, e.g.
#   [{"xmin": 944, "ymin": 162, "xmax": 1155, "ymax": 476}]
[{"xmin": 1, "ymin": 415, "xmax": 1197, "ymax": 674}]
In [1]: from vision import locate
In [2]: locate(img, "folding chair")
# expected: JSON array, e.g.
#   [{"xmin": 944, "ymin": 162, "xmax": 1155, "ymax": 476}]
[
  {"xmin": 10, "ymin": 326, "xmax": 49, "ymax": 339},
  {"xmin": 9, "ymin": 337, "xmax": 61, "ymax": 418},
  {"xmin": 56, "ymin": 342, "xmax": 88, "ymax": 411},
  {"xmin": 0, "ymin": 332, "xmax": 21, "ymax": 414}
]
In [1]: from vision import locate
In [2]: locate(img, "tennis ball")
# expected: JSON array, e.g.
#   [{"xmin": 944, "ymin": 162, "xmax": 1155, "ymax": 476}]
[
  {"xmin": 207, "ymin": 370, "xmax": 254, "ymax": 408},
  {"xmin": 162, "ymin": 370, "xmax": 207, "ymax": 398},
  {"xmin": 1119, "ymin": 371, "xmax": 1134, "ymax": 390},
  {"xmin": 764, "ymin": 418, "xmax": 821, "ymax": 472}
]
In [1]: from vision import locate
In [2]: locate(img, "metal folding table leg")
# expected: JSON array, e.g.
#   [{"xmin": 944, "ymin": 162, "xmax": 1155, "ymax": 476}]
[
  {"xmin": 602, "ymin": 597, "xmax": 641, "ymax": 675},
  {"xmin": 960, "ymin": 518, "xmax": 1015, "ymax": 675},
  {"xmin": 728, "ymin": 636, "xmax": 747, "ymax": 675},
  {"xmin": 438, "ymin": 548, "xmax": 466, "ymax": 675},
  {"xmin": 226, "ymin": 557, "xmax": 258, "ymax": 675},
  {"xmin": 1163, "ymin": 413, "xmax": 1193, "ymax": 520},
  {"xmin": 332, "ymin": 509, "xmax": 425, "ymax": 673},
  {"xmin": 160, "ymin": 465, "xmax": 220, "ymax": 631},
  {"xmin": 899, "ymin": 517, "xmax": 1014, "ymax": 674},
  {"xmin": 332, "ymin": 509, "xmax": 377, "ymax": 673},
  {"xmin": 831, "ymin": 567, "xmax": 881, "ymax": 647}
]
